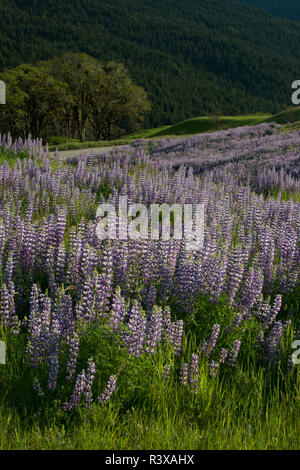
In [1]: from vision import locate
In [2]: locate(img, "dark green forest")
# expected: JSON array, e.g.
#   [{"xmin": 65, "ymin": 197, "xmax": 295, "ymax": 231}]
[
  {"xmin": 0, "ymin": 54, "xmax": 151, "ymax": 140},
  {"xmin": 1, "ymin": 0, "xmax": 300, "ymax": 127},
  {"xmin": 236, "ymin": 0, "xmax": 300, "ymax": 22}
]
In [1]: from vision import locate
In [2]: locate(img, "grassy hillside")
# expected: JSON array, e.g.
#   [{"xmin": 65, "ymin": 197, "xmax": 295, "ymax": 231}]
[
  {"xmin": 47, "ymin": 114, "xmax": 271, "ymax": 150},
  {"xmin": 262, "ymin": 106, "xmax": 300, "ymax": 124},
  {"xmin": 146, "ymin": 107, "xmax": 300, "ymax": 138},
  {"xmin": 1, "ymin": 0, "xmax": 300, "ymax": 127},
  {"xmin": 47, "ymin": 108, "xmax": 300, "ymax": 151},
  {"xmin": 149, "ymin": 114, "xmax": 271, "ymax": 137}
]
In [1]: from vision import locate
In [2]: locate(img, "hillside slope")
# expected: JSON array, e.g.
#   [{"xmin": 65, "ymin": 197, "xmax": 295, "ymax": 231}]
[{"xmin": 1, "ymin": 0, "xmax": 300, "ymax": 126}]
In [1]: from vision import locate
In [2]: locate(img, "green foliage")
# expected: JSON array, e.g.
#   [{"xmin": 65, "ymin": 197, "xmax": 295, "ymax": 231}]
[
  {"xmin": 0, "ymin": 0, "xmax": 300, "ymax": 127},
  {"xmin": 0, "ymin": 150, "xmax": 29, "ymax": 167},
  {"xmin": 0, "ymin": 288, "xmax": 299, "ymax": 450},
  {"xmin": 86, "ymin": 61, "xmax": 152, "ymax": 140},
  {"xmin": 0, "ymin": 53, "xmax": 151, "ymax": 141},
  {"xmin": 44, "ymin": 52, "xmax": 102, "ymax": 141},
  {"xmin": 0, "ymin": 64, "xmax": 71, "ymax": 138}
]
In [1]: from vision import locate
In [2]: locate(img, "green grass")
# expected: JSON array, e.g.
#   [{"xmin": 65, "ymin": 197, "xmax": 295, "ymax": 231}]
[
  {"xmin": 47, "ymin": 128, "xmax": 171, "ymax": 152},
  {"xmin": 0, "ymin": 150, "xmax": 29, "ymax": 167},
  {"xmin": 263, "ymin": 106, "xmax": 300, "ymax": 126},
  {"xmin": 0, "ymin": 286, "xmax": 299, "ymax": 450},
  {"xmin": 282, "ymin": 122, "xmax": 300, "ymax": 132},
  {"xmin": 148, "ymin": 114, "xmax": 271, "ymax": 138},
  {"xmin": 126, "ymin": 125, "xmax": 172, "ymax": 140},
  {"xmin": 48, "ymin": 138, "xmax": 134, "ymax": 152},
  {"xmin": 46, "ymin": 114, "xmax": 272, "ymax": 152},
  {"xmin": 46, "ymin": 108, "xmax": 300, "ymax": 153}
]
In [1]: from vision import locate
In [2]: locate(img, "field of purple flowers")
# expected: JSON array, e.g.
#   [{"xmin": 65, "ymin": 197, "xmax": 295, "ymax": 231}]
[
  {"xmin": 142, "ymin": 123, "xmax": 300, "ymax": 195},
  {"xmin": 0, "ymin": 125, "xmax": 299, "ymax": 450}
]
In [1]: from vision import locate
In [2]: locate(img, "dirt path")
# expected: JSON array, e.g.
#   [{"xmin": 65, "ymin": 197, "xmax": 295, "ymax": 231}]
[{"xmin": 49, "ymin": 144, "xmax": 132, "ymax": 160}]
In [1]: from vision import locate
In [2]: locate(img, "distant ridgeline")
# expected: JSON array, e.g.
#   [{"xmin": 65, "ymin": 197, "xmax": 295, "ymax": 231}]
[
  {"xmin": 1, "ymin": 0, "xmax": 300, "ymax": 127},
  {"xmin": 235, "ymin": 0, "xmax": 300, "ymax": 22}
]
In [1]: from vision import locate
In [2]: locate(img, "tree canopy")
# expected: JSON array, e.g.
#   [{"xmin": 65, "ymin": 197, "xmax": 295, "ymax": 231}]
[{"xmin": 0, "ymin": 53, "xmax": 151, "ymax": 140}]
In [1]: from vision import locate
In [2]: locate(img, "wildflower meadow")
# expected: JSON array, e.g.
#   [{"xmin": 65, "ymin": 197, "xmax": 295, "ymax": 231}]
[{"xmin": 0, "ymin": 124, "xmax": 299, "ymax": 450}]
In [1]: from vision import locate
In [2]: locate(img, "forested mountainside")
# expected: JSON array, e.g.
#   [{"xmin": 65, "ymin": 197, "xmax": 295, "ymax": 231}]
[{"xmin": 1, "ymin": 0, "xmax": 300, "ymax": 126}]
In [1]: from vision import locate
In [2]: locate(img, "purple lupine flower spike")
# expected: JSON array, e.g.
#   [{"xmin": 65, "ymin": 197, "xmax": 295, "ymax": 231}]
[
  {"xmin": 66, "ymin": 333, "xmax": 80, "ymax": 381},
  {"xmin": 179, "ymin": 363, "xmax": 189, "ymax": 386},
  {"xmin": 227, "ymin": 340, "xmax": 242, "ymax": 367},
  {"xmin": 97, "ymin": 375, "xmax": 117, "ymax": 405},
  {"xmin": 189, "ymin": 353, "xmax": 199, "ymax": 391}
]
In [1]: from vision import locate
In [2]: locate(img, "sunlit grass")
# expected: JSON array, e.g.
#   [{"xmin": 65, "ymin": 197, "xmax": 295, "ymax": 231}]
[{"xmin": 0, "ymin": 287, "xmax": 299, "ymax": 450}]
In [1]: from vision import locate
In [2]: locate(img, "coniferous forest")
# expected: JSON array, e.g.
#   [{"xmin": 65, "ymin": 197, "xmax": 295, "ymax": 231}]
[{"xmin": 1, "ymin": 0, "xmax": 300, "ymax": 127}]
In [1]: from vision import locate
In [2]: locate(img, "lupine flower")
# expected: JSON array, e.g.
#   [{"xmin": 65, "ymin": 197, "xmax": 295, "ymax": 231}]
[
  {"xmin": 66, "ymin": 333, "xmax": 80, "ymax": 381},
  {"xmin": 209, "ymin": 360, "xmax": 219, "ymax": 378},
  {"xmin": 84, "ymin": 358, "xmax": 96, "ymax": 408},
  {"xmin": 48, "ymin": 317, "xmax": 61, "ymax": 391},
  {"xmin": 202, "ymin": 324, "xmax": 221, "ymax": 357},
  {"xmin": 164, "ymin": 364, "xmax": 172, "ymax": 379},
  {"xmin": 266, "ymin": 321, "xmax": 283, "ymax": 366},
  {"xmin": 97, "ymin": 375, "xmax": 117, "ymax": 405},
  {"xmin": 263, "ymin": 295, "xmax": 282, "ymax": 329},
  {"xmin": 170, "ymin": 320, "xmax": 184, "ymax": 356},
  {"xmin": 64, "ymin": 370, "xmax": 87, "ymax": 411},
  {"xmin": 0, "ymin": 126, "xmax": 299, "ymax": 410},
  {"xmin": 179, "ymin": 363, "xmax": 189, "ymax": 386},
  {"xmin": 219, "ymin": 348, "xmax": 228, "ymax": 364},
  {"xmin": 146, "ymin": 305, "xmax": 163, "ymax": 354},
  {"xmin": 124, "ymin": 301, "xmax": 147, "ymax": 357},
  {"xmin": 109, "ymin": 286, "xmax": 127, "ymax": 331},
  {"xmin": 227, "ymin": 340, "xmax": 242, "ymax": 367},
  {"xmin": 189, "ymin": 354, "xmax": 199, "ymax": 391}
]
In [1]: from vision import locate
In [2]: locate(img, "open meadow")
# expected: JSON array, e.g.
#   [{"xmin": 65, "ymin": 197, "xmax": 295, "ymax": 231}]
[{"xmin": 0, "ymin": 123, "xmax": 299, "ymax": 450}]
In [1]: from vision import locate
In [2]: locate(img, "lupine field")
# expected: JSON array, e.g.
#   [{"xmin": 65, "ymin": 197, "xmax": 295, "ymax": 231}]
[{"xmin": 0, "ymin": 124, "xmax": 299, "ymax": 450}]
